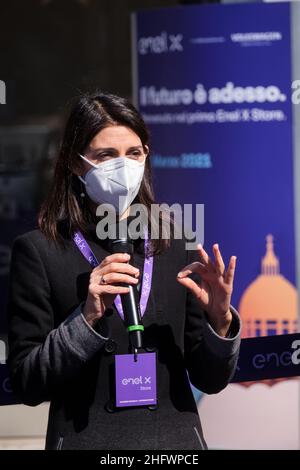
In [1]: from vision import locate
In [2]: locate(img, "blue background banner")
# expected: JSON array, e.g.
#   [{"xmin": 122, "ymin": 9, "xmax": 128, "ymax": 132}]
[
  {"xmin": 133, "ymin": 2, "xmax": 295, "ymax": 310},
  {"xmin": 232, "ymin": 333, "xmax": 300, "ymax": 383}
]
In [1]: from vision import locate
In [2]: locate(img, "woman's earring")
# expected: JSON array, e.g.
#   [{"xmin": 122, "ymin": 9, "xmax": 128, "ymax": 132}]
[{"xmin": 80, "ymin": 191, "xmax": 85, "ymax": 198}]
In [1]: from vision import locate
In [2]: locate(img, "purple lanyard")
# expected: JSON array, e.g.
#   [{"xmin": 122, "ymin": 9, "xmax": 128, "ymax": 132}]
[{"xmin": 73, "ymin": 231, "xmax": 153, "ymax": 321}]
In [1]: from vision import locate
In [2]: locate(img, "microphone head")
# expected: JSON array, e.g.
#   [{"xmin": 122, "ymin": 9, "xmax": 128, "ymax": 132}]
[
  {"xmin": 109, "ymin": 238, "xmax": 134, "ymax": 255},
  {"xmin": 105, "ymin": 216, "xmax": 135, "ymax": 254}
]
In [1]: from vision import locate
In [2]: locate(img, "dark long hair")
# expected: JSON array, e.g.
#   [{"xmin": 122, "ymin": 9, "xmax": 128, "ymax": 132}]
[{"xmin": 38, "ymin": 91, "xmax": 171, "ymax": 255}]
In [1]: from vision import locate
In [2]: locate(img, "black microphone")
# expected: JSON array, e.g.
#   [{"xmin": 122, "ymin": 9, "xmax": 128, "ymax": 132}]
[{"xmin": 109, "ymin": 237, "xmax": 144, "ymax": 351}]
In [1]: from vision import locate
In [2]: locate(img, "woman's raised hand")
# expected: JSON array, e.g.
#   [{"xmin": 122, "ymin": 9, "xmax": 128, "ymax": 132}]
[{"xmin": 177, "ymin": 243, "xmax": 236, "ymax": 337}]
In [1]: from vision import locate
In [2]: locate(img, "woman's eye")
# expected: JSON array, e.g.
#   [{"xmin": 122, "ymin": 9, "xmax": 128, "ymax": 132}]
[
  {"xmin": 130, "ymin": 151, "xmax": 141, "ymax": 156},
  {"xmin": 97, "ymin": 153, "xmax": 112, "ymax": 159}
]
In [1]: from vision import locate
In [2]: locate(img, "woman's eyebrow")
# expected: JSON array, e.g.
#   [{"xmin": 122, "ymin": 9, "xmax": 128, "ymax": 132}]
[
  {"xmin": 90, "ymin": 145, "xmax": 143, "ymax": 152},
  {"xmin": 89, "ymin": 147, "xmax": 117, "ymax": 153},
  {"xmin": 126, "ymin": 145, "xmax": 143, "ymax": 151}
]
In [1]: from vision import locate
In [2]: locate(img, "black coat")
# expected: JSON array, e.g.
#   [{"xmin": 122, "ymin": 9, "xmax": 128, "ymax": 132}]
[{"xmin": 7, "ymin": 225, "xmax": 240, "ymax": 450}]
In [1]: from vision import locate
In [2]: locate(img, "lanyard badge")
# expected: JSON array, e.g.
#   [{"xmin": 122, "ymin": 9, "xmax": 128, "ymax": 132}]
[{"xmin": 115, "ymin": 352, "xmax": 157, "ymax": 407}]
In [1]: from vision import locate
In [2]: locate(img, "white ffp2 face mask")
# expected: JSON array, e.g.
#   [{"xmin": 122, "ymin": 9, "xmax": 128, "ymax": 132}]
[{"xmin": 78, "ymin": 154, "xmax": 145, "ymax": 215}]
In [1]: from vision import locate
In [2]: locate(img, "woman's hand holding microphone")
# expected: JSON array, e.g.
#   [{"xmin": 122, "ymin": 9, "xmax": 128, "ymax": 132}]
[{"xmin": 83, "ymin": 253, "xmax": 139, "ymax": 328}]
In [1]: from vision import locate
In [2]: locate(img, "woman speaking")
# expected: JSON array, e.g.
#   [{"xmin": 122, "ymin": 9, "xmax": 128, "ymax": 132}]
[{"xmin": 7, "ymin": 92, "xmax": 241, "ymax": 450}]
